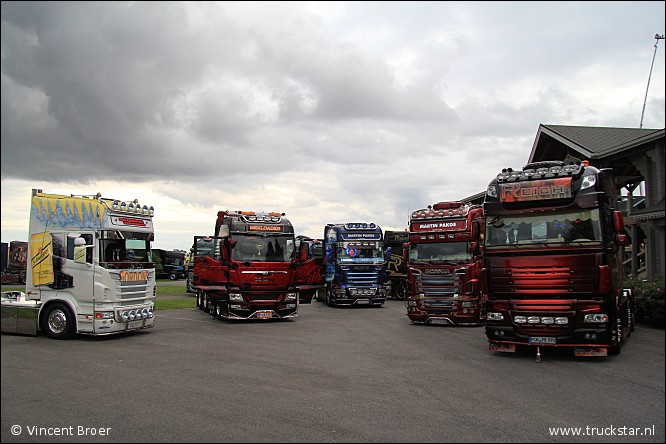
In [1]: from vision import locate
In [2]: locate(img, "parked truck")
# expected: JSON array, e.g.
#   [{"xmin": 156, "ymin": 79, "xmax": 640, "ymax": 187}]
[
  {"xmin": 185, "ymin": 244, "xmax": 196, "ymax": 293},
  {"xmin": 403, "ymin": 201, "xmax": 485, "ymax": 325},
  {"xmin": 193, "ymin": 210, "xmax": 309, "ymax": 320},
  {"xmin": 152, "ymin": 248, "xmax": 186, "ymax": 280},
  {"xmin": 483, "ymin": 160, "xmax": 633, "ymax": 357},
  {"xmin": 294, "ymin": 235, "xmax": 325, "ymax": 304},
  {"xmin": 322, "ymin": 223, "xmax": 390, "ymax": 307},
  {"xmin": 383, "ymin": 230, "xmax": 408, "ymax": 300},
  {"xmin": 1, "ymin": 240, "xmax": 28, "ymax": 284},
  {"xmin": 1, "ymin": 189, "xmax": 156, "ymax": 339}
]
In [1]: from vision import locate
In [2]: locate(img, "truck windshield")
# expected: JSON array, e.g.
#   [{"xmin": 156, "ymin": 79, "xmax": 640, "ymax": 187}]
[
  {"xmin": 100, "ymin": 231, "xmax": 151, "ymax": 267},
  {"xmin": 484, "ymin": 208, "xmax": 603, "ymax": 248},
  {"xmin": 232, "ymin": 235, "xmax": 294, "ymax": 262},
  {"xmin": 409, "ymin": 242, "xmax": 471, "ymax": 264},
  {"xmin": 338, "ymin": 246, "xmax": 383, "ymax": 262}
]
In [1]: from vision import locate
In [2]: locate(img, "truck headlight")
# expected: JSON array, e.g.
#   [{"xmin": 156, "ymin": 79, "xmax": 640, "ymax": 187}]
[
  {"xmin": 285, "ymin": 292, "xmax": 297, "ymax": 301},
  {"xmin": 229, "ymin": 293, "xmax": 243, "ymax": 301},
  {"xmin": 487, "ymin": 312, "xmax": 504, "ymax": 321},
  {"xmin": 584, "ymin": 313, "xmax": 608, "ymax": 323}
]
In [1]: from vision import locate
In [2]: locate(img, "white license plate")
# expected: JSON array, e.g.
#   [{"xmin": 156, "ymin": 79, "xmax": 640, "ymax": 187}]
[
  {"xmin": 356, "ymin": 299, "xmax": 370, "ymax": 305},
  {"xmin": 127, "ymin": 321, "xmax": 143, "ymax": 330},
  {"xmin": 529, "ymin": 336, "xmax": 556, "ymax": 345},
  {"xmin": 256, "ymin": 311, "xmax": 272, "ymax": 319},
  {"xmin": 429, "ymin": 318, "xmax": 448, "ymax": 325}
]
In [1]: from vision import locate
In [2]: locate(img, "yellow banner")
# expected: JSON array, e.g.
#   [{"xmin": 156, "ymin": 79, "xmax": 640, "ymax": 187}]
[{"xmin": 30, "ymin": 232, "xmax": 54, "ymax": 285}]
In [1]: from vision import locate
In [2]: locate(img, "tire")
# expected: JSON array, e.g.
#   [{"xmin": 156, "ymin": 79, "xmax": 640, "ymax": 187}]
[
  {"xmin": 41, "ymin": 303, "xmax": 75, "ymax": 340},
  {"xmin": 197, "ymin": 290, "xmax": 205, "ymax": 310},
  {"xmin": 169, "ymin": 273, "xmax": 177, "ymax": 280},
  {"xmin": 326, "ymin": 285, "xmax": 335, "ymax": 307},
  {"xmin": 608, "ymin": 316, "xmax": 622, "ymax": 355},
  {"xmin": 203, "ymin": 293, "xmax": 210, "ymax": 313}
]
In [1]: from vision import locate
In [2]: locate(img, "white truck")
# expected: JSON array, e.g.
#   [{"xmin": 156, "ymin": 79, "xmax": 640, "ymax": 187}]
[{"xmin": 1, "ymin": 189, "xmax": 157, "ymax": 339}]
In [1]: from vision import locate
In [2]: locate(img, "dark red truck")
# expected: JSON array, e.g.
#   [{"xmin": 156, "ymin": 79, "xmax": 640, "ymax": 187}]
[
  {"xmin": 193, "ymin": 210, "xmax": 308, "ymax": 320},
  {"xmin": 404, "ymin": 201, "xmax": 485, "ymax": 325},
  {"xmin": 482, "ymin": 160, "xmax": 634, "ymax": 357}
]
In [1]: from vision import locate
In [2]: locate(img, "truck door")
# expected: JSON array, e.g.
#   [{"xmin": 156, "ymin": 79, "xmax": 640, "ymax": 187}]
[{"xmin": 65, "ymin": 232, "xmax": 96, "ymax": 301}]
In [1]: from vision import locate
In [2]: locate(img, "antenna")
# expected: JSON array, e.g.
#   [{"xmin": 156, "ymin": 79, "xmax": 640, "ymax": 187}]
[{"xmin": 639, "ymin": 34, "xmax": 665, "ymax": 128}]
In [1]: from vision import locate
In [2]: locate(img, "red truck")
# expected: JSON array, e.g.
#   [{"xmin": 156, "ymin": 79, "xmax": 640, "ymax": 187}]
[
  {"xmin": 404, "ymin": 201, "xmax": 485, "ymax": 325},
  {"xmin": 482, "ymin": 160, "xmax": 633, "ymax": 357},
  {"xmin": 193, "ymin": 210, "xmax": 308, "ymax": 320}
]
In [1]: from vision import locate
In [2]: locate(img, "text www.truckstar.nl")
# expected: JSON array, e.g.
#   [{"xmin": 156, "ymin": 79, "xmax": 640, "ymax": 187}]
[{"xmin": 549, "ymin": 425, "xmax": 656, "ymax": 438}]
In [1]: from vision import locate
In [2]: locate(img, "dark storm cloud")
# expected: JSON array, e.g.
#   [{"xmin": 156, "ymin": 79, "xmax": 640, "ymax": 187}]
[
  {"xmin": 1, "ymin": 1, "xmax": 462, "ymax": 186},
  {"xmin": 1, "ymin": 1, "xmax": 663, "ymax": 248}
]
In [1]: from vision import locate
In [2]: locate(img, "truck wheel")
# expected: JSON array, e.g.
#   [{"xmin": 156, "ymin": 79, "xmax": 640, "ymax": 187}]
[
  {"xmin": 169, "ymin": 273, "xmax": 177, "ymax": 280},
  {"xmin": 202, "ymin": 293, "xmax": 210, "ymax": 313},
  {"xmin": 42, "ymin": 303, "xmax": 75, "ymax": 340},
  {"xmin": 197, "ymin": 290, "xmax": 204, "ymax": 310},
  {"xmin": 326, "ymin": 285, "xmax": 335, "ymax": 307},
  {"xmin": 393, "ymin": 282, "xmax": 407, "ymax": 300},
  {"xmin": 608, "ymin": 316, "xmax": 622, "ymax": 355}
]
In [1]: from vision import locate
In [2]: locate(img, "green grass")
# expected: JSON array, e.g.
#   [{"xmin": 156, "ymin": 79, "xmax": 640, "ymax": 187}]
[
  {"xmin": 155, "ymin": 284, "xmax": 189, "ymax": 297},
  {"xmin": 155, "ymin": 298, "xmax": 196, "ymax": 310}
]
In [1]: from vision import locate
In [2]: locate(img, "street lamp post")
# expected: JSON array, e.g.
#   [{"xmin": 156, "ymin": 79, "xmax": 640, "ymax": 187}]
[{"xmin": 639, "ymin": 34, "xmax": 665, "ymax": 129}]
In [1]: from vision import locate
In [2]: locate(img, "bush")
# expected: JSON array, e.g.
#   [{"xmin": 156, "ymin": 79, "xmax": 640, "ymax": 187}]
[{"xmin": 624, "ymin": 276, "xmax": 665, "ymax": 328}]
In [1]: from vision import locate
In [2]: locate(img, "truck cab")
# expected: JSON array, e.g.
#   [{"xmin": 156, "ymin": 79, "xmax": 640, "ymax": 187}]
[{"xmin": 322, "ymin": 223, "xmax": 390, "ymax": 307}]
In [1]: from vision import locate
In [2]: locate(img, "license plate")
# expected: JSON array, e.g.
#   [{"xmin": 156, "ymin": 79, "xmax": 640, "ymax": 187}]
[
  {"xmin": 356, "ymin": 299, "xmax": 370, "ymax": 305},
  {"xmin": 489, "ymin": 343, "xmax": 516, "ymax": 353},
  {"xmin": 574, "ymin": 347, "xmax": 607, "ymax": 357},
  {"xmin": 429, "ymin": 318, "xmax": 449, "ymax": 325},
  {"xmin": 256, "ymin": 311, "xmax": 272, "ymax": 319},
  {"xmin": 529, "ymin": 336, "xmax": 556, "ymax": 345},
  {"xmin": 127, "ymin": 321, "xmax": 143, "ymax": 330}
]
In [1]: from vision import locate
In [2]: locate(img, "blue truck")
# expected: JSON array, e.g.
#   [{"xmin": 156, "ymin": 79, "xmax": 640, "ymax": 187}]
[{"xmin": 320, "ymin": 223, "xmax": 391, "ymax": 307}]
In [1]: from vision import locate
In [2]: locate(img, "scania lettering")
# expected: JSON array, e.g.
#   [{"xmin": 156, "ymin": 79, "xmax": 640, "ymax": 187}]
[
  {"xmin": 404, "ymin": 201, "xmax": 485, "ymax": 325},
  {"xmin": 483, "ymin": 161, "xmax": 633, "ymax": 357},
  {"xmin": 1, "ymin": 189, "xmax": 156, "ymax": 339},
  {"xmin": 322, "ymin": 223, "xmax": 390, "ymax": 307},
  {"xmin": 193, "ymin": 211, "xmax": 308, "ymax": 320}
]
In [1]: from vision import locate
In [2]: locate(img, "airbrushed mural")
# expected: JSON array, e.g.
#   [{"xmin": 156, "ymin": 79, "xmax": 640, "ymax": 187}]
[{"xmin": 31, "ymin": 195, "xmax": 106, "ymax": 229}]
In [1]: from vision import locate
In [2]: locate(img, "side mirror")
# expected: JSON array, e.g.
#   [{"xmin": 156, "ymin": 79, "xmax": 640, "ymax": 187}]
[
  {"xmin": 613, "ymin": 211, "xmax": 624, "ymax": 233},
  {"xmin": 471, "ymin": 220, "xmax": 480, "ymax": 241}
]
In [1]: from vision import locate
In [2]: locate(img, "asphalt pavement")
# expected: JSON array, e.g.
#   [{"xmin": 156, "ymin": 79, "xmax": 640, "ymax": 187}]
[{"xmin": 2, "ymin": 299, "xmax": 664, "ymax": 443}]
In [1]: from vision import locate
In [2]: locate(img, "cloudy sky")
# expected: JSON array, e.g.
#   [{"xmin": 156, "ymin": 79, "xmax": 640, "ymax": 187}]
[{"xmin": 2, "ymin": 1, "xmax": 665, "ymax": 251}]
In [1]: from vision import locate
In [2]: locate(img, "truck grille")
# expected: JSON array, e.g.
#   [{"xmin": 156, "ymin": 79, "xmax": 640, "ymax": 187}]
[
  {"xmin": 490, "ymin": 265, "xmax": 595, "ymax": 295},
  {"xmin": 347, "ymin": 269, "xmax": 380, "ymax": 287},
  {"xmin": 416, "ymin": 274, "xmax": 461, "ymax": 297},
  {"xmin": 245, "ymin": 292, "xmax": 280, "ymax": 301},
  {"xmin": 110, "ymin": 270, "xmax": 154, "ymax": 301}
]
